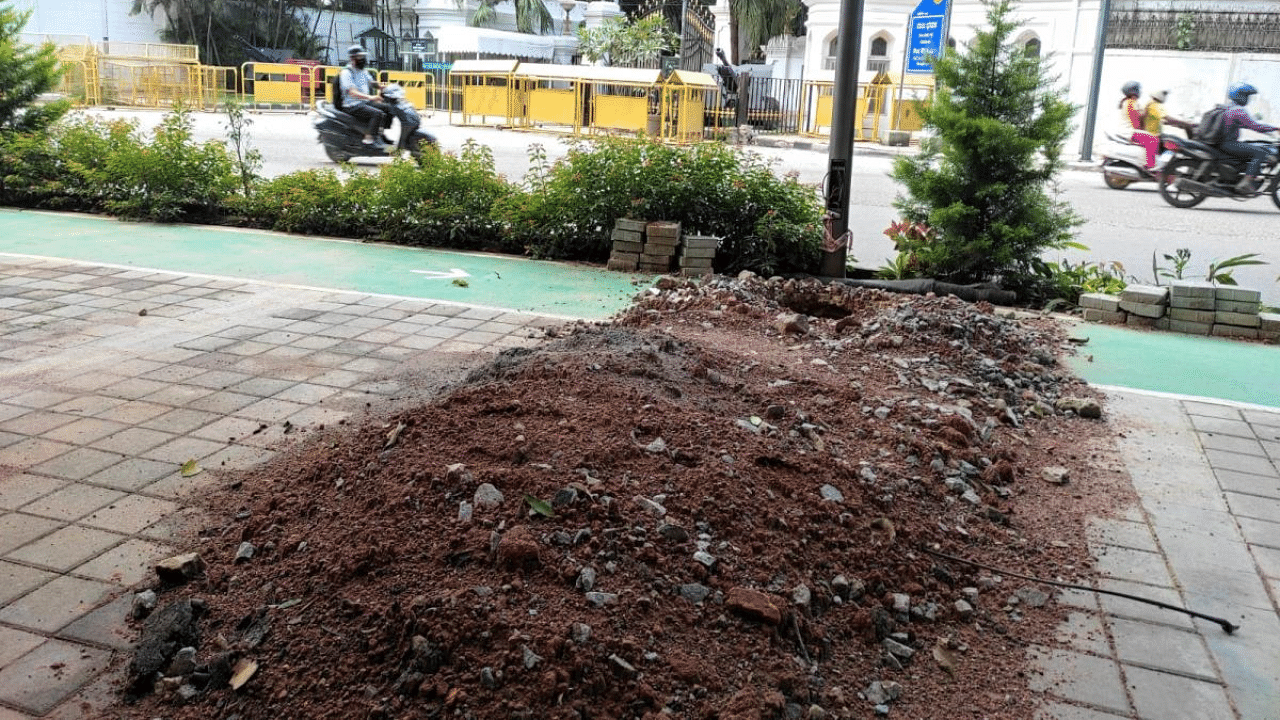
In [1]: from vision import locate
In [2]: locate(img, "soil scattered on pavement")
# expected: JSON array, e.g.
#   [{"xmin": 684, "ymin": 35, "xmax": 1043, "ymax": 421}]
[{"xmin": 107, "ymin": 274, "xmax": 1131, "ymax": 720}]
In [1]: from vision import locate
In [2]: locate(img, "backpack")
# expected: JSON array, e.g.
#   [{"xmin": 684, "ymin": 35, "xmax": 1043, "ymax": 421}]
[{"xmin": 1196, "ymin": 104, "xmax": 1229, "ymax": 144}]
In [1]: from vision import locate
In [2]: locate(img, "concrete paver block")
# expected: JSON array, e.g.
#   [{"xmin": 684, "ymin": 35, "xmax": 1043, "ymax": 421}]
[
  {"xmin": 1169, "ymin": 295, "xmax": 1217, "ymax": 310},
  {"xmin": 1033, "ymin": 700, "xmax": 1130, "ymax": 719},
  {"xmin": 0, "ymin": 639, "xmax": 112, "ymax": 716},
  {"xmin": 1224, "ymin": 491, "xmax": 1280, "ymax": 523},
  {"xmin": 1118, "ymin": 301, "xmax": 1166, "ymax": 318},
  {"xmin": 1214, "ymin": 311, "xmax": 1261, "ymax": 328},
  {"xmin": 1260, "ymin": 312, "xmax": 1280, "ymax": 332},
  {"xmin": 55, "ymin": 594, "xmax": 135, "ymax": 651},
  {"xmin": 85, "ymin": 457, "xmax": 179, "ymax": 492},
  {"xmin": 0, "ymin": 561, "xmax": 55, "ymax": 606},
  {"xmin": 1236, "ymin": 516, "xmax": 1280, "ymax": 549},
  {"xmin": 1120, "ymin": 285, "xmax": 1170, "ymax": 305},
  {"xmin": 1079, "ymin": 293, "xmax": 1121, "ymax": 311},
  {"xmin": 73, "ymin": 537, "xmax": 174, "ymax": 586},
  {"xmin": 0, "ymin": 575, "xmax": 116, "ymax": 633},
  {"xmin": 1169, "ymin": 281, "xmax": 1217, "ymax": 298},
  {"xmin": 1125, "ymin": 314, "xmax": 1157, "ymax": 328},
  {"xmin": 1086, "ymin": 518, "xmax": 1158, "ymax": 553},
  {"xmin": 0, "ymin": 473, "xmax": 67, "ymax": 511},
  {"xmin": 0, "ymin": 513, "xmax": 61, "ymax": 556},
  {"xmin": 1108, "ymin": 616, "xmax": 1217, "ymax": 679},
  {"xmin": 1097, "ymin": 578, "xmax": 1194, "ymax": 630},
  {"xmin": 1196, "ymin": 432, "xmax": 1269, "ymax": 457},
  {"xmin": 32, "ymin": 447, "xmax": 127, "ymax": 481},
  {"xmin": 1205, "ymin": 449, "xmax": 1280, "ymax": 478},
  {"xmin": 0, "ymin": 627, "xmax": 45, "ymax": 667},
  {"xmin": 1054, "ymin": 611, "xmax": 1111, "ymax": 656},
  {"xmin": 1168, "ymin": 308, "xmax": 1215, "ymax": 324},
  {"xmin": 81, "ymin": 494, "xmax": 180, "ymax": 535},
  {"xmin": 1124, "ymin": 666, "xmax": 1234, "ymax": 720},
  {"xmin": 4, "ymin": 524, "xmax": 123, "ymax": 572},
  {"xmin": 18, "ymin": 483, "xmax": 124, "ymax": 523},
  {"xmin": 1214, "ymin": 286, "xmax": 1261, "ymax": 302},
  {"xmin": 1214, "ymin": 299, "xmax": 1261, "ymax": 314},
  {"xmin": 1027, "ymin": 646, "xmax": 1131, "ymax": 716},
  {"xmin": 1083, "ymin": 308, "xmax": 1126, "ymax": 324},
  {"xmin": 1212, "ymin": 468, "xmax": 1280, "ymax": 497},
  {"xmin": 1168, "ymin": 319, "xmax": 1212, "ymax": 335},
  {"xmin": 1093, "ymin": 545, "xmax": 1173, "ymax": 586},
  {"xmin": 1188, "ymin": 414, "xmax": 1256, "ymax": 438}
]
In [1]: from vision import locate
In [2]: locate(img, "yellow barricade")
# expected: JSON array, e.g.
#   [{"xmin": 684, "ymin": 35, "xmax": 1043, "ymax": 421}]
[
  {"xmin": 803, "ymin": 76, "xmax": 933, "ymax": 139},
  {"xmin": 241, "ymin": 62, "xmax": 310, "ymax": 106},
  {"xmin": 449, "ymin": 60, "xmax": 519, "ymax": 126},
  {"xmin": 379, "ymin": 71, "xmax": 436, "ymax": 111}
]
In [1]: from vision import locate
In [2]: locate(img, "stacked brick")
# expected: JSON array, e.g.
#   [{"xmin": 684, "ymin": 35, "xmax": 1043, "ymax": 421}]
[
  {"xmin": 680, "ymin": 234, "xmax": 718, "ymax": 276},
  {"xmin": 1081, "ymin": 282, "xmax": 1278, "ymax": 342},
  {"xmin": 641, "ymin": 222, "xmax": 681, "ymax": 273},
  {"xmin": 606, "ymin": 218, "xmax": 647, "ymax": 271}
]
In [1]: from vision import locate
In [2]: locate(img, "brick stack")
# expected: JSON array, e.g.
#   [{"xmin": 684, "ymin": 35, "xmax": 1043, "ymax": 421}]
[
  {"xmin": 1079, "ymin": 293, "xmax": 1125, "ymax": 324},
  {"xmin": 1118, "ymin": 284, "xmax": 1170, "ymax": 329},
  {"xmin": 1261, "ymin": 312, "xmax": 1280, "ymax": 342},
  {"xmin": 1167, "ymin": 282, "xmax": 1217, "ymax": 335},
  {"xmin": 641, "ymin": 221, "xmax": 680, "ymax": 274},
  {"xmin": 1213, "ymin": 286, "xmax": 1263, "ymax": 339},
  {"xmin": 680, "ymin": 234, "xmax": 718, "ymax": 276},
  {"xmin": 606, "ymin": 218, "xmax": 647, "ymax": 271}
]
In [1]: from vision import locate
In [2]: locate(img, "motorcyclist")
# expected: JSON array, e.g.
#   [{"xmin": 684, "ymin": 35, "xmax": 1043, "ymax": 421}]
[
  {"xmin": 1217, "ymin": 82, "xmax": 1278, "ymax": 193},
  {"xmin": 338, "ymin": 44, "xmax": 392, "ymax": 146},
  {"xmin": 1143, "ymin": 89, "xmax": 1194, "ymax": 137},
  {"xmin": 380, "ymin": 83, "xmax": 420, "ymax": 153},
  {"xmin": 1119, "ymin": 81, "xmax": 1159, "ymax": 171}
]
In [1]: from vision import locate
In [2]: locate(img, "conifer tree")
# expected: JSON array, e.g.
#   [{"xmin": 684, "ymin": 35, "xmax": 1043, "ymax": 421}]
[
  {"xmin": 890, "ymin": 0, "xmax": 1079, "ymax": 291},
  {"xmin": 0, "ymin": 4, "xmax": 70, "ymax": 133}
]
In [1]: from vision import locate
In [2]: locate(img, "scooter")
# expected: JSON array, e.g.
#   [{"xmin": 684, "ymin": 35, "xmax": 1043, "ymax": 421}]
[
  {"xmin": 1100, "ymin": 131, "xmax": 1176, "ymax": 189},
  {"xmin": 312, "ymin": 86, "xmax": 437, "ymax": 164}
]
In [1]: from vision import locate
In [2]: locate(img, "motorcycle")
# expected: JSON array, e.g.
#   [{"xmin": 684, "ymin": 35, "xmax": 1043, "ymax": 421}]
[
  {"xmin": 312, "ymin": 85, "xmax": 437, "ymax": 164},
  {"xmin": 1156, "ymin": 135, "xmax": 1280, "ymax": 210},
  {"xmin": 1100, "ymin": 131, "xmax": 1178, "ymax": 189}
]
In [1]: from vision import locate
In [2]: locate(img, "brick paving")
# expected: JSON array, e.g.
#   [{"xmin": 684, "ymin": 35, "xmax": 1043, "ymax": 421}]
[{"xmin": 0, "ymin": 256, "xmax": 559, "ymax": 717}]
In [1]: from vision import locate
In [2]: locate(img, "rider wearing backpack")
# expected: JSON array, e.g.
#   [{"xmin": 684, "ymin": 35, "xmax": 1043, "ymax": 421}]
[{"xmin": 1217, "ymin": 82, "xmax": 1278, "ymax": 193}]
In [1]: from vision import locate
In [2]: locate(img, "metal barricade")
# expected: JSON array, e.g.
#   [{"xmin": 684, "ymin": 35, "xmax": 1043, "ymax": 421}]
[
  {"xmin": 379, "ymin": 71, "xmax": 437, "ymax": 112},
  {"xmin": 101, "ymin": 41, "xmax": 199, "ymax": 62},
  {"xmin": 448, "ymin": 60, "xmax": 520, "ymax": 126},
  {"xmin": 660, "ymin": 70, "xmax": 718, "ymax": 143},
  {"xmin": 198, "ymin": 66, "xmax": 239, "ymax": 110},
  {"xmin": 241, "ymin": 62, "xmax": 309, "ymax": 107},
  {"xmin": 740, "ymin": 76, "xmax": 804, "ymax": 134}
]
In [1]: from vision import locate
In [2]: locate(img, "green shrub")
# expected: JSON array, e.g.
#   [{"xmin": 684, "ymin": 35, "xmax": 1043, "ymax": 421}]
[
  {"xmin": 0, "ymin": 131, "xmax": 66, "ymax": 207},
  {"xmin": 236, "ymin": 168, "xmax": 365, "ymax": 237},
  {"xmin": 495, "ymin": 136, "xmax": 822, "ymax": 275},
  {"xmin": 370, "ymin": 141, "xmax": 515, "ymax": 251}
]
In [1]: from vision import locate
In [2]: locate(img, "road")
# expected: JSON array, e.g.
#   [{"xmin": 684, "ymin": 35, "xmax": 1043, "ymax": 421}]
[{"xmin": 80, "ymin": 107, "xmax": 1280, "ymax": 304}]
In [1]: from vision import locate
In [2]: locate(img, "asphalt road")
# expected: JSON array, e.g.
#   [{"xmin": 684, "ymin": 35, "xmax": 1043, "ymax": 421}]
[{"xmin": 79, "ymin": 107, "xmax": 1280, "ymax": 304}]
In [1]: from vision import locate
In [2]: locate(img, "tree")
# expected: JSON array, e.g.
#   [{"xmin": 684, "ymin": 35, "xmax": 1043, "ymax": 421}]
[
  {"xmin": 889, "ymin": 0, "xmax": 1080, "ymax": 292},
  {"xmin": 727, "ymin": 0, "xmax": 805, "ymax": 63},
  {"xmin": 576, "ymin": 15, "xmax": 677, "ymax": 67},
  {"xmin": 130, "ymin": 0, "xmax": 325, "ymax": 67},
  {"xmin": 0, "ymin": 4, "xmax": 70, "ymax": 133},
  {"xmin": 469, "ymin": 0, "xmax": 555, "ymax": 35}
]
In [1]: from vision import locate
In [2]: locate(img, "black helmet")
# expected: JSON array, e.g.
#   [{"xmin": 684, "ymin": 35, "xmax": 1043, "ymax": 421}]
[{"xmin": 1121, "ymin": 81, "xmax": 1140, "ymax": 97}]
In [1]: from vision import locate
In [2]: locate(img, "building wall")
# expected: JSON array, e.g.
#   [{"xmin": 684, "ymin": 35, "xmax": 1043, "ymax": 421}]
[{"xmin": 14, "ymin": 0, "xmax": 163, "ymax": 44}]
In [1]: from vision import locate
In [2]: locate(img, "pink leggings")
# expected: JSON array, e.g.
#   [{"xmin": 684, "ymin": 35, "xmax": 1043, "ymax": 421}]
[{"xmin": 1131, "ymin": 132, "xmax": 1159, "ymax": 168}]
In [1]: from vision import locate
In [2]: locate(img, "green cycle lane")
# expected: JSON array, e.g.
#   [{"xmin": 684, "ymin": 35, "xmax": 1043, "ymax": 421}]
[
  {"xmin": 1063, "ymin": 320, "xmax": 1280, "ymax": 410},
  {"xmin": 0, "ymin": 209, "xmax": 645, "ymax": 320}
]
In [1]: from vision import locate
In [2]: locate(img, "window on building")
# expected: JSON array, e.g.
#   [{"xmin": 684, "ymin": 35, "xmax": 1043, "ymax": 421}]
[
  {"xmin": 867, "ymin": 35, "xmax": 889, "ymax": 72},
  {"xmin": 1024, "ymin": 37, "xmax": 1041, "ymax": 58},
  {"xmin": 947, "ymin": 36, "xmax": 956, "ymax": 50},
  {"xmin": 825, "ymin": 36, "xmax": 839, "ymax": 70}
]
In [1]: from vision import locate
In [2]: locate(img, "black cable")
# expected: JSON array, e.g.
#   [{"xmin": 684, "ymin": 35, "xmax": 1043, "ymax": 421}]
[{"xmin": 921, "ymin": 546, "xmax": 1240, "ymax": 634}]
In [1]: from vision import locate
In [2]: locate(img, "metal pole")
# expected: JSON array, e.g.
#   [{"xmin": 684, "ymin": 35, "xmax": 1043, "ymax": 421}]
[
  {"xmin": 1078, "ymin": 0, "xmax": 1112, "ymax": 162},
  {"xmin": 820, "ymin": 0, "xmax": 864, "ymax": 277}
]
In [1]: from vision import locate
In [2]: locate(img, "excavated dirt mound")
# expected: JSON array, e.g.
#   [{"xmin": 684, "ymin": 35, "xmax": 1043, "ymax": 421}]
[{"xmin": 104, "ymin": 275, "xmax": 1132, "ymax": 720}]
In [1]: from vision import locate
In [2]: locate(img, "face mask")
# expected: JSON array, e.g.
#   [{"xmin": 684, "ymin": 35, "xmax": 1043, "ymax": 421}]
[{"xmin": 353, "ymin": 57, "xmax": 367, "ymax": 69}]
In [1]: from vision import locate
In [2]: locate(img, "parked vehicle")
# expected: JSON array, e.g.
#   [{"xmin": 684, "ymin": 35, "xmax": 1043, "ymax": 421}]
[
  {"xmin": 1100, "ymin": 131, "xmax": 1176, "ymax": 189},
  {"xmin": 312, "ymin": 82, "xmax": 436, "ymax": 163},
  {"xmin": 1157, "ymin": 135, "xmax": 1280, "ymax": 209}
]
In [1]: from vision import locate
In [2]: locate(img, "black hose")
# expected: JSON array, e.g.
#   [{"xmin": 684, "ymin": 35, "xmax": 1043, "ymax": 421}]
[{"xmin": 921, "ymin": 546, "xmax": 1240, "ymax": 634}]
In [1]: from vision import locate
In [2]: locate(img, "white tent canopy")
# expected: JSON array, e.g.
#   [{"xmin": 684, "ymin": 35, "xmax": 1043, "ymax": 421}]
[{"xmin": 437, "ymin": 26, "xmax": 557, "ymax": 60}]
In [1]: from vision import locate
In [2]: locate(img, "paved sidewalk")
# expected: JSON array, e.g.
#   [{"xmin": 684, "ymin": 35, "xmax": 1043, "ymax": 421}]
[
  {"xmin": 1032, "ymin": 391, "xmax": 1280, "ymax": 720},
  {"xmin": 0, "ymin": 255, "xmax": 559, "ymax": 718}
]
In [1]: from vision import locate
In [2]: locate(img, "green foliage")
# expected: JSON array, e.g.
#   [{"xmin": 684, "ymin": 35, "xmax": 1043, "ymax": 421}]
[
  {"xmin": 130, "ymin": 0, "xmax": 323, "ymax": 66},
  {"xmin": 878, "ymin": 219, "xmax": 933, "ymax": 279},
  {"xmin": 0, "ymin": 5, "xmax": 71, "ymax": 133},
  {"xmin": 890, "ymin": 0, "xmax": 1081, "ymax": 294},
  {"xmin": 235, "ymin": 167, "xmax": 360, "ymax": 236},
  {"xmin": 1031, "ymin": 257, "xmax": 1127, "ymax": 306},
  {"xmin": 222, "ymin": 97, "xmax": 263, "ymax": 198},
  {"xmin": 729, "ymin": 0, "xmax": 806, "ymax": 62},
  {"xmin": 1152, "ymin": 248, "xmax": 1268, "ymax": 286},
  {"xmin": 576, "ymin": 16, "xmax": 678, "ymax": 67},
  {"xmin": 494, "ymin": 136, "xmax": 822, "ymax": 275},
  {"xmin": 1174, "ymin": 14, "xmax": 1196, "ymax": 50},
  {"xmin": 0, "ymin": 131, "xmax": 64, "ymax": 206},
  {"xmin": 468, "ymin": 0, "xmax": 554, "ymax": 35}
]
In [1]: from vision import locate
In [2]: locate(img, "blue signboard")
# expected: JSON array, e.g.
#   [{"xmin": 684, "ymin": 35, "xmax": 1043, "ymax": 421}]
[{"xmin": 907, "ymin": 0, "xmax": 950, "ymax": 74}]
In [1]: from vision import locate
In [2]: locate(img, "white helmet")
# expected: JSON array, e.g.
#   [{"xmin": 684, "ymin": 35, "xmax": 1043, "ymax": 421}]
[
  {"xmin": 381, "ymin": 83, "xmax": 406, "ymax": 100},
  {"xmin": 1151, "ymin": 89, "xmax": 1168, "ymax": 103}
]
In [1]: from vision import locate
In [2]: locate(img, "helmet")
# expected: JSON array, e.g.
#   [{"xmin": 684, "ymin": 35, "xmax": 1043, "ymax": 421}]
[
  {"xmin": 1150, "ymin": 89, "xmax": 1168, "ymax": 103},
  {"xmin": 1121, "ymin": 81, "xmax": 1141, "ymax": 97},
  {"xmin": 381, "ymin": 83, "xmax": 405, "ymax": 100},
  {"xmin": 1228, "ymin": 82, "xmax": 1257, "ymax": 105},
  {"xmin": 347, "ymin": 44, "xmax": 367, "ymax": 58}
]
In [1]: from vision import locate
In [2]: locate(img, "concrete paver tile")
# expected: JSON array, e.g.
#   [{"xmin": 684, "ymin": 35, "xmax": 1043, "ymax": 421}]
[
  {"xmin": 234, "ymin": 398, "xmax": 308, "ymax": 423},
  {"xmin": 1109, "ymin": 616, "xmax": 1217, "ymax": 679},
  {"xmin": 185, "ymin": 390, "xmax": 258, "ymax": 414},
  {"xmin": 58, "ymin": 371, "xmax": 125, "ymax": 392},
  {"xmin": 137, "ymin": 506, "xmax": 207, "ymax": 543},
  {"xmin": 85, "ymin": 457, "xmax": 179, "ymax": 492},
  {"xmin": 81, "ymin": 494, "xmax": 180, "ymax": 535},
  {"xmin": 6, "ymin": 390, "xmax": 76, "ymax": 410},
  {"xmin": 1189, "ymin": 415, "xmax": 1256, "ymax": 438},
  {"xmin": 1096, "ymin": 578, "xmax": 1196, "ymax": 630},
  {"xmin": 1196, "ymin": 432, "xmax": 1269, "ymax": 457},
  {"xmin": 139, "ymin": 407, "xmax": 222, "ymax": 434},
  {"xmin": 353, "ymin": 329, "xmax": 405, "ymax": 345},
  {"xmin": 0, "ymin": 411, "xmax": 78, "ymax": 436},
  {"xmin": 46, "ymin": 395, "xmax": 125, "ymax": 417},
  {"xmin": 190, "ymin": 415, "xmax": 267, "ymax": 443},
  {"xmin": 139, "ymin": 436, "xmax": 226, "ymax": 464},
  {"xmin": 0, "ymin": 473, "xmax": 67, "ymax": 510},
  {"xmin": 41, "ymin": 417, "xmax": 127, "ymax": 445},
  {"xmin": 287, "ymin": 334, "xmax": 341, "ymax": 350},
  {"xmin": 1204, "ymin": 449, "xmax": 1280, "ymax": 478},
  {"xmin": 57, "ymin": 594, "xmax": 135, "ymax": 651},
  {"xmin": 1241, "ymin": 409, "xmax": 1280, "ymax": 429},
  {"xmin": 137, "ymin": 364, "xmax": 205, "ymax": 384},
  {"xmin": 1027, "ymin": 646, "xmax": 1131, "ymax": 716},
  {"xmin": 0, "ymin": 513, "xmax": 61, "ymax": 555},
  {"xmin": 1141, "ymin": 498, "xmax": 1241, "ymax": 539},
  {"xmin": 340, "ymin": 357, "xmax": 399, "ymax": 375},
  {"xmin": 1263, "ymin": 439, "xmax": 1280, "ymax": 463},
  {"xmin": 99, "ymin": 377, "xmax": 170, "ymax": 400},
  {"xmin": 1124, "ymin": 666, "xmax": 1234, "ymax": 720},
  {"xmin": 95, "ymin": 400, "xmax": 170, "ymax": 424},
  {"xmin": 1181, "ymin": 401, "xmax": 1242, "ymax": 421},
  {"xmin": 5, "ymin": 524, "xmax": 124, "ymax": 572},
  {"xmin": 313, "ymin": 324, "xmax": 366, "ymax": 339},
  {"xmin": 183, "ymin": 369, "xmax": 252, "ymax": 390},
  {"xmin": 0, "ymin": 404, "xmax": 30, "ymax": 423},
  {"xmin": 394, "ymin": 334, "xmax": 446, "ymax": 351},
  {"xmin": 1236, "ymin": 516, "xmax": 1280, "ymax": 550},
  {"xmin": 1212, "ymin": 468, "xmax": 1280, "ymax": 499},
  {"xmin": 0, "ymin": 575, "xmax": 116, "ymax": 633},
  {"xmin": 440, "ymin": 316, "xmax": 483, "ymax": 330},
  {"xmin": 19, "ymin": 483, "xmax": 124, "ymax": 523},
  {"xmin": 436, "ymin": 340, "xmax": 486, "ymax": 353},
  {"xmin": 411, "ymin": 324, "xmax": 463, "ymax": 340},
  {"xmin": 31, "ymin": 448, "xmax": 127, "ymax": 481},
  {"xmin": 1154, "ymin": 529, "xmax": 1257, "ymax": 574},
  {"xmin": 88, "ymin": 427, "xmax": 175, "ymax": 456},
  {"xmin": 141, "ymin": 470, "xmax": 222, "ymax": 501},
  {"xmin": 1086, "ymin": 518, "xmax": 1158, "ymax": 553},
  {"xmin": 1093, "ymin": 545, "xmax": 1173, "ymax": 587},
  {"xmin": 1224, "ymin": 491, "xmax": 1280, "ymax": 524},
  {"xmin": 229, "ymin": 377, "xmax": 297, "ymax": 398},
  {"xmin": 1192, "ymin": 605, "xmax": 1280, "ymax": 720},
  {"xmin": 270, "ymin": 382, "xmax": 338, "ymax": 405},
  {"xmin": 309, "ymin": 369, "xmax": 365, "ymax": 388},
  {"xmin": 1053, "ymin": 587, "xmax": 1098, "ymax": 611},
  {"xmin": 0, "ymin": 638, "xmax": 113, "ymax": 716},
  {"xmin": 0, "ymin": 627, "xmax": 45, "ymax": 667},
  {"xmin": 0, "ymin": 560, "xmax": 55, "ymax": 605},
  {"xmin": 138, "ymin": 384, "xmax": 216, "ymax": 407},
  {"xmin": 43, "ymin": 665, "xmax": 128, "ymax": 720},
  {"xmin": 1054, "ymin": 611, "xmax": 1111, "ymax": 656},
  {"xmin": 1251, "ymin": 544, "xmax": 1280, "ymax": 579},
  {"xmin": 1177, "ymin": 566, "xmax": 1274, "ymax": 614},
  {"xmin": 201, "ymin": 444, "xmax": 276, "ymax": 472},
  {"xmin": 73, "ymin": 537, "xmax": 173, "ymax": 586}
]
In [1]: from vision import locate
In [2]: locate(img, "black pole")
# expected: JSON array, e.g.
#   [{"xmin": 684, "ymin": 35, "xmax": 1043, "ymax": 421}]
[
  {"xmin": 820, "ymin": 0, "xmax": 864, "ymax": 277},
  {"xmin": 1079, "ymin": 0, "xmax": 1112, "ymax": 162}
]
